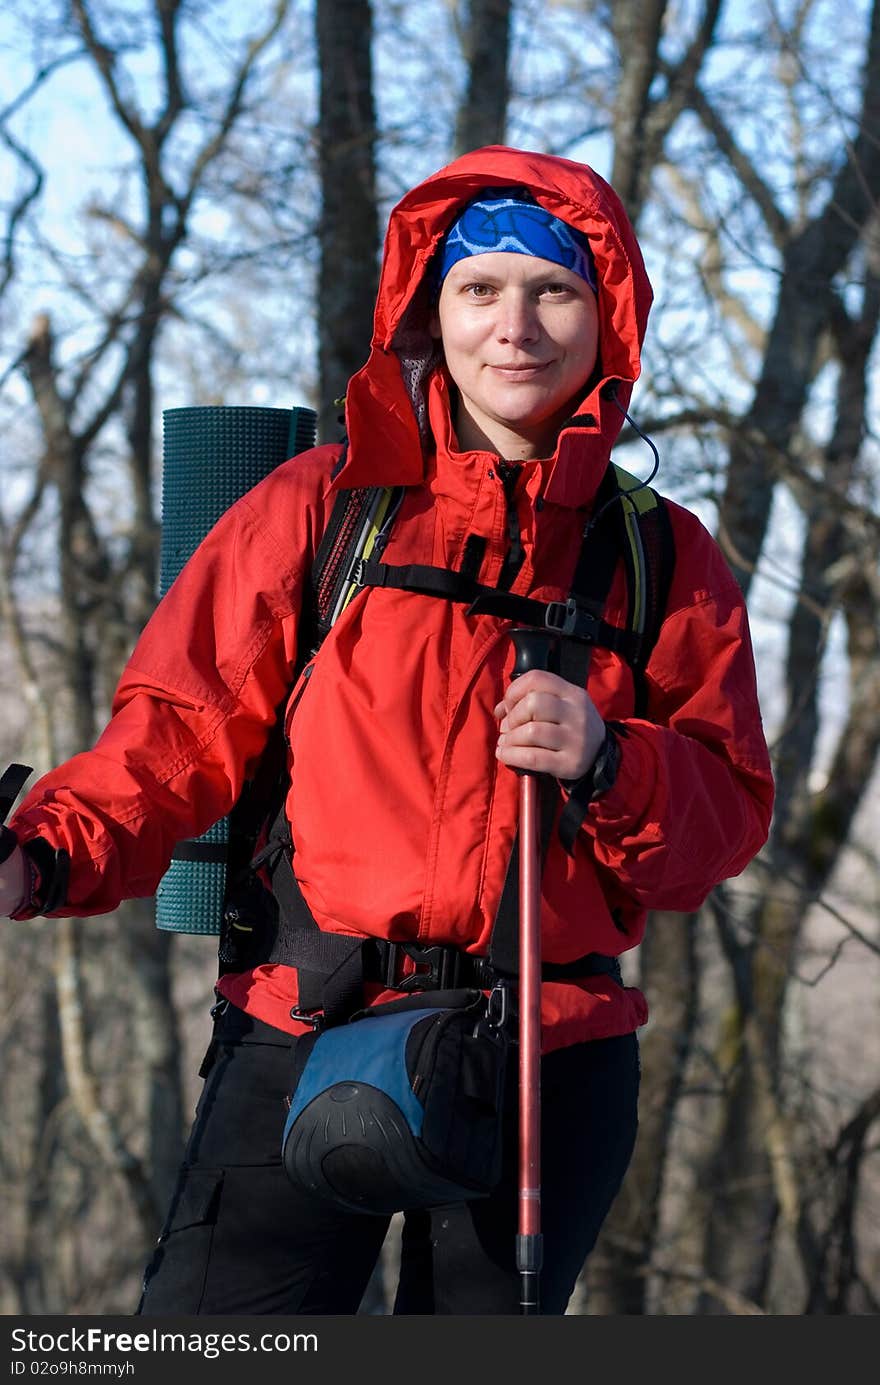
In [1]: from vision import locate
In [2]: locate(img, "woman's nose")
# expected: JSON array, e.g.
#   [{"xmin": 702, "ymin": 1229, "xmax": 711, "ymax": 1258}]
[{"xmin": 496, "ymin": 293, "xmax": 539, "ymax": 345}]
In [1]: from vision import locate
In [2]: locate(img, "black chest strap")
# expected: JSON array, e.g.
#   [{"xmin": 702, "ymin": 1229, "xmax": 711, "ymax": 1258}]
[{"xmin": 354, "ymin": 462, "xmax": 645, "ymax": 668}]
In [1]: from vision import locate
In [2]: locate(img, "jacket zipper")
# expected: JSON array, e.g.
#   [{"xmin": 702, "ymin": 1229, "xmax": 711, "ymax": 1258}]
[{"xmin": 495, "ymin": 461, "xmax": 524, "ymax": 592}]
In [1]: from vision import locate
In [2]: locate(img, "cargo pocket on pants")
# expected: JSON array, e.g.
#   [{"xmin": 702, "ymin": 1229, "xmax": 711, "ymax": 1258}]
[{"xmin": 138, "ymin": 1169, "xmax": 225, "ymax": 1315}]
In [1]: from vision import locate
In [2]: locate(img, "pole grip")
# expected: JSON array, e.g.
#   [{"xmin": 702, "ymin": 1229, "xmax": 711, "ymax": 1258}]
[{"xmin": 511, "ymin": 627, "xmax": 560, "ymax": 679}]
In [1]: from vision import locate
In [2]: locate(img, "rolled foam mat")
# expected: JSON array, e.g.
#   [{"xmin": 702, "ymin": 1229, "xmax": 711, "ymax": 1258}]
[{"xmin": 155, "ymin": 405, "xmax": 316, "ymax": 934}]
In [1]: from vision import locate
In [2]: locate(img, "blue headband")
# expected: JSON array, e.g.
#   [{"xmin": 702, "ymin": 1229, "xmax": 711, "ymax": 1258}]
[{"xmin": 435, "ymin": 192, "xmax": 596, "ymax": 291}]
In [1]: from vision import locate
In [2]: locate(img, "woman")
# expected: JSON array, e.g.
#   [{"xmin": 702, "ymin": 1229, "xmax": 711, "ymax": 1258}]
[{"xmin": 0, "ymin": 146, "xmax": 774, "ymax": 1314}]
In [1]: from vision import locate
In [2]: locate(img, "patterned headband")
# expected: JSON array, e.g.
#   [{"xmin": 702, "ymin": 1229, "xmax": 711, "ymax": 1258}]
[{"xmin": 435, "ymin": 191, "xmax": 596, "ymax": 291}]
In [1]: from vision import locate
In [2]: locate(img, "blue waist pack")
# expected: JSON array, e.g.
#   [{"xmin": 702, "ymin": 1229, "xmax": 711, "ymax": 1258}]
[{"xmin": 281, "ymin": 987, "xmax": 510, "ymax": 1215}]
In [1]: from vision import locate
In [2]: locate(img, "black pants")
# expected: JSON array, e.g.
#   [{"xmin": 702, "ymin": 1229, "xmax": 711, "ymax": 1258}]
[{"xmin": 138, "ymin": 1002, "xmax": 639, "ymax": 1316}]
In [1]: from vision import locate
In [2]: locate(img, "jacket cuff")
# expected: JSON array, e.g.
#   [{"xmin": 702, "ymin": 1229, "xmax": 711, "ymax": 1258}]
[
  {"xmin": 557, "ymin": 724, "xmax": 623, "ymax": 856},
  {"xmin": 584, "ymin": 721, "xmax": 656, "ymax": 833},
  {"xmin": 11, "ymin": 837, "xmax": 70, "ymax": 917}
]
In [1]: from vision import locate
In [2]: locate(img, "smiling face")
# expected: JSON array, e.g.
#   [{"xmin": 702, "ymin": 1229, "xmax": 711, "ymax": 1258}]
[{"xmin": 430, "ymin": 251, "xmax": 599, "ymax": 461}]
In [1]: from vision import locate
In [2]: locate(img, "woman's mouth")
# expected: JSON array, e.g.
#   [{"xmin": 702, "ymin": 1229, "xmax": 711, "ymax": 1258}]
[{"xmin": 489, "ymin": 362, "xmax": 551, "ymax": 380}]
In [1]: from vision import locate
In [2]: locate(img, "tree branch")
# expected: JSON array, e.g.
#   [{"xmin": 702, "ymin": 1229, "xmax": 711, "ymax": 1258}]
[
  {"xmin": 155, "ymin": 0, "xmax": 187, "ymax": 143},
  {"xmin": 178, "ymin": 0, "xmax": 290, "ymax": 220},
  {"xmin": 70, "ymin": 0, "xmax": 147, "ymax": 150},
  {"xmin": 687, "ymin": 84, "xmax": 791, "ymax": 248}
]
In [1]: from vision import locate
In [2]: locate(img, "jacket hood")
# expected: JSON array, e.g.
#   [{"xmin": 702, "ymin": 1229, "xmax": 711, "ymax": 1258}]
[{"xmin": 338, "ymin": 146, "xmax": 653, "ymax": 506}]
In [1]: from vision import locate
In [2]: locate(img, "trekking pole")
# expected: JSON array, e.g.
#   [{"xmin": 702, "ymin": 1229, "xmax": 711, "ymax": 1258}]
[{"xmin": 510, "ymin": 627, "xmax": 559, "ymax": 1316}]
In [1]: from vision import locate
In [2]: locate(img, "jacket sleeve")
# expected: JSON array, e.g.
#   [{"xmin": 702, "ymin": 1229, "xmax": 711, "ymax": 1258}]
[
  {"xmin": 8, "ymin": 451, "xmax": 334, "ymax": 917},
  {"xmin": 575, "ymin": 510, "xmax": 775, "ymax": 913}
]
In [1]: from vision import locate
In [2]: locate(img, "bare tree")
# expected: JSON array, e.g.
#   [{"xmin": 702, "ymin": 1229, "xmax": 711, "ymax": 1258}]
[
  {"xmin": 692, "ymin": 2, "xmax": 880, "ymax": 1311},
  {"xmin": 610, "ymin": 0, "xmax": 723, "ymax": 223},
  {"xmin": 568, "ymin": 0, "xmax": 880, "ymax": 1315},
  {"xmin": 0, "ymin": 0, "xmax": 303, "ymax": 1312}
]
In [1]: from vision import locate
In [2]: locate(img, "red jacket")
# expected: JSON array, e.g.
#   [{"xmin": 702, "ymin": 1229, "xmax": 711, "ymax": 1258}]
[{"xmin": 10, "ymin": 147, "xmax": 774, "ymax": 1052}]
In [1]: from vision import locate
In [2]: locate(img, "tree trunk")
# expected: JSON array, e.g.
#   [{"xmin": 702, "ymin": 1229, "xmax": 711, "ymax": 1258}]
[
  {"xmin": 582, "ymin": 911, "xmax": 699, "ymax": 1314},
  {"xmin": 717, "ymin": 0, "xmax": 880, "ymax": 598},
  {"xmin": 117, "ymin": 901, "xmax": 187, "ymax": 1213},
  {"xmin": 702, "ymin": 361, "xmax": 880, "ymax": 1309},
  {"xmin": 454, "ymin": 0, "xmax": 511, "ymax": 156},
  {"xmin": 316, "ymin": 0, "xmax": 379, "ymax": 442},
  {"xmin": 610, "ymin": 0, "xmax": 723, "ymax": 224}
]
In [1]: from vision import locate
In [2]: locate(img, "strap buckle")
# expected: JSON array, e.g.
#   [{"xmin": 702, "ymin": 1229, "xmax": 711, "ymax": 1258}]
[
  {"xmin": 385, "ymin": 941, "xmax": 462, "ymax": 992},
  {"xmin": 351, "ymin": 557, "xmax": 367, "ymax": 587},
  {"xmin": 288, "ymin": 1003, "xmax": 324, "ymax": 1030},
  {"xmin": 486, "ymin": 981, "xmax": 511, "ymax": 1031},
  {"xmin": 544, "ymin": 598, "xmax": 578, "ymax": 636},
  {"xmin": 544, "ymin": 598, "xmax": 602, "ymax": 644}
]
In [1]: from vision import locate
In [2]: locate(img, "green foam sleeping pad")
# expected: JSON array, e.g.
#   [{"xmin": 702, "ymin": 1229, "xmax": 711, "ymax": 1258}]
[{"xmin": 154, "ymin": 404, "xmax": 317, "ymax": 935}]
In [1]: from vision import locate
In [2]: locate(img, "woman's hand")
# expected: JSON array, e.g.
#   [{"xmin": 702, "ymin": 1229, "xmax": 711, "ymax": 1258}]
[{"xmin": 494, "ymin": 669, "xmax": 606, "ymax": 781}]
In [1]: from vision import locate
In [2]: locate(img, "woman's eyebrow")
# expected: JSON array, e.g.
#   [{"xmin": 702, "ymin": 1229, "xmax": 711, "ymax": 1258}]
[{"xmin": 455, "ymin": 268, "xmax": 580, "ymax": 286}]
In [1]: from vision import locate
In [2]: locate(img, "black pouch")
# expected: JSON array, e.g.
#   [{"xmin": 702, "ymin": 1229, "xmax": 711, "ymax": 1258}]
[{"xmin": 281, "ymin": 986, "xmax": 510, "ymax": 1215}]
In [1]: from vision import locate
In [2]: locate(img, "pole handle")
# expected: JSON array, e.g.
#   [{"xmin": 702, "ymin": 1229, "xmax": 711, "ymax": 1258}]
[{"xmin": 511, "ymin": 627, "xmax": 560, "ymax": 679}]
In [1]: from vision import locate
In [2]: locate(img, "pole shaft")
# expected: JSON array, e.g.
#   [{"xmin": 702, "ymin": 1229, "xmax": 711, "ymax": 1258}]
[{"xmin": 518, "ymin": 773, "xmax": 542, "ymax": 1241}]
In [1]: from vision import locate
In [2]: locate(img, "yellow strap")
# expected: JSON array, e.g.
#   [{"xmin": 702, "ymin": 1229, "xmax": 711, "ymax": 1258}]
[
  {"xmin": 337, "ymin": 486, "xmax": 396, "ymax": 619},
  {"xmin": 612, "ymin": 463, "xmax": 657, "ymax": 516},
  {"xmin": 612, "ymin": 465, "xmax": 656, "ymax": 635},
  {"xmin": 619, "ymin": 496, "xmax": 646, "ymax": 633}
]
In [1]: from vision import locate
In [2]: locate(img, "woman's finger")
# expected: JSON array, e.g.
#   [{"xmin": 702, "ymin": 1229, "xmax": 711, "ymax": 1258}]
[{"xmin": 501, "ymin": 689, "xmax": 567, "ymax": 732}]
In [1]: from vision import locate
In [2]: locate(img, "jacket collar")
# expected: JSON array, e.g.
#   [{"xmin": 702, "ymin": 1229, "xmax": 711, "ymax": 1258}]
[{"xmin": 338, "ymin": 368, "xmax": 630, "ymax": 515}]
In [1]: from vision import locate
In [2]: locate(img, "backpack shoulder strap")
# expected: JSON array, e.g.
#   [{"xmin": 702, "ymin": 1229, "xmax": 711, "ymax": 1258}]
[
  {"xmin": 218, "ymin": 476, "xmax": 403, "ymax": 982},
  {"xmin": 311, "ymin": 483, "xmax": 403, "ymax": 649},
  {"xmin": 609, "ymin": 463, "xmax": 675, "ymax": 715}
]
